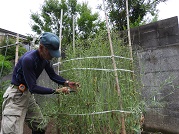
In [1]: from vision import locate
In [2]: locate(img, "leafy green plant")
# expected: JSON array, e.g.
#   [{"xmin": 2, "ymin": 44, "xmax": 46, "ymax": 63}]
[
  {"xmin": 0, "ymin": 55, "xmax": 12, "ymax": 77},
  {"xmin": 0, "ymin": 80, "xmax": 10, "ymax": 112},
  {"xmin": 41, "ymin": 30, "xmax": 144, "ymax": 133}
]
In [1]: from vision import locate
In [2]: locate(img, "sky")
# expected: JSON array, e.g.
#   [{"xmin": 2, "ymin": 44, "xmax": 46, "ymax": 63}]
[{"xmin": 0, "ymin": 0, "xmax": 178, "ymax": 36}]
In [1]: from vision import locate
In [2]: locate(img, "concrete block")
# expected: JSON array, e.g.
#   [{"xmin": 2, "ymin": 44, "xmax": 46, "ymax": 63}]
[
  {"xmin": 158, "ymin": 26, "xmax": 178, "ymax": 38},
  {"xmin": 140, "ymin": 38, "xmax": 158, "ymax": 48},
  {"xmin": 158, "ymin": 35, "xmax": 179, "ymax": 47},
  {"xmin": 167, "ymin": 35, "xmax": 179, "ymax": 44},
  {"xmin": 139, "ymin": 21, "xmax": 158, "ymax": 32},
  {"xmin": 157, "ymin": 16, "xmax": 178, "ymax": 29},
  {"xmin": 158, "ymin": 36, "xmax": 169, "ymax": 46},
  {"xmin": 140, "ymin": 29, "xmax": 157, "ymax": 41},
  {"xmin": 144, "ymin": 108, "xmax": 179, "ymax": 133}
]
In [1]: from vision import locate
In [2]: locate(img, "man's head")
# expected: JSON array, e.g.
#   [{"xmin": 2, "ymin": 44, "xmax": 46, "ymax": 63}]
[{"xmin": 40, "ymin": 32, "xmax": 60, "ymax": 58}]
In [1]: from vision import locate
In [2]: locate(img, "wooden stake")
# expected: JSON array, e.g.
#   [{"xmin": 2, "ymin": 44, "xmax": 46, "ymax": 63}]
[
  {"xmin": 102, "ymin": 0, "xmax": 126, "ymax": 133},
  {"xmin": 57, "ymin": 9, "xmax": 63, "ymax": 134},
  {"xmin": 126, "ymin": 0, "xmax": 135, "ymax": 79},
  {"xmin": 15, "ymin": 34, "xmax": 19, "ymax": 66},
  {"xmin": 58, "ymin": 9, "xmax": 63, "ymax": 73},
  {"xmin": 73, "ymin": 15, "xmax": 75, "ymax": 54}
]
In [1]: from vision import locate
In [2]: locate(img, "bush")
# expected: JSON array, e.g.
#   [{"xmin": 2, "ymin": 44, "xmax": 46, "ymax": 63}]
[
  {"xmin": 0, "ymin": 80, "xmax": 10, "ymax": 111},
  {"xmin": 0, "ymin": 55, "xmax": 12, "ymax": 77}
]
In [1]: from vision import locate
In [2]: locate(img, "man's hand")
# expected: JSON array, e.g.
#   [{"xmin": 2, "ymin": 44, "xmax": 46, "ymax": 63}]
[
  {"xmin": 65, "ymin": 81, "xmax": 80, "ymax": 90},
  {"xmin": 55, "ymin": 87, "xmax": 70, "ymax": 94}
]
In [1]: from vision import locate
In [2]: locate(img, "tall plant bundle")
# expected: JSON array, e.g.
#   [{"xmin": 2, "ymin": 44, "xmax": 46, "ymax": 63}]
[{"xmin": 43, "ymin": 30, "xmax": 143, "ymax": 133}]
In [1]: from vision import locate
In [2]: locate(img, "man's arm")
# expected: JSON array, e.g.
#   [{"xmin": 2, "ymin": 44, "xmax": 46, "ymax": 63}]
[
  {"xmin": 22, "ymin": 57, "xmax": 55, "ymax": 94},
  {"xmin": 45, "ymin": 62, "xmax": 67, "ymax": 85}
]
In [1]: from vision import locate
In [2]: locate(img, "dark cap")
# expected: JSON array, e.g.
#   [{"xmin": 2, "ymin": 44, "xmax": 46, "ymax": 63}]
[{"xmin": 40, "ymin": 32, "xmax": 60, "ymax": 58}]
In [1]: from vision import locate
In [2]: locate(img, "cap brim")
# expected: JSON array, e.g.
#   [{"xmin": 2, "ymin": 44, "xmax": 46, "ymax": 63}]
[{"xmin": 48, "ymin": 49, "xmax": 61, "ymax": 58}]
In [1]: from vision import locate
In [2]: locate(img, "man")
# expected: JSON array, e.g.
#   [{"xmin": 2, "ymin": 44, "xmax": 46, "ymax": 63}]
[{"xmin": 0, "ymin": 32, "xmax": 79, "ymax": 134}]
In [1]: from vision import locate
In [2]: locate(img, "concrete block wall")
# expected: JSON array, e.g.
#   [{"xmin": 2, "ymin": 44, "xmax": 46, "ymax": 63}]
[
  {"xmin": 138, "ymin": 45, "xmax": 179, "ymax": 133},
  {"xmin": 130, "ymin": 16, "xmax": 179, "ymax": 133},
  {"xmin": 131, "ymin": 16, "xmax": 179, "ymax": 50}
]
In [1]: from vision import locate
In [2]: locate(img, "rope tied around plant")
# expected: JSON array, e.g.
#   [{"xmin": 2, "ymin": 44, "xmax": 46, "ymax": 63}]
[{"xmin": 60, "ymin": 109, "xmax": 137, "ymax": 116}]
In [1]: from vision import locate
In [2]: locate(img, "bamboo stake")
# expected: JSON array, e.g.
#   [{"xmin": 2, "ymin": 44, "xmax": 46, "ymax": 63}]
[
  {"xmin": 58, "ymin": 9, "xmax": 63, "ymax": 73},
  {"xmin": 126, "ymin": 0, "xmax": 134, "ymax": 79},
  {"xmin": 15, "ymin": 34, "xmax": 19, "ymax": 66},
  {"xmin": 126, "ymin": 2, "xmax": 142, "ymax": 132},
  {"xmin": 126, "ymin": 0, "xmax": 133, "ymax": 60},
  {"xmin": 102, "ymin": 0, "xmax": 126, "ymax": 133},
  {"xmin": 31, "ymin": 37, "xmax": 36, "ymax": 51},
  {"xmin": 73, "ymin": 15, "xmax": 75, "ymax": 53},
  {"xmin": 56, "ymin": 9, "xmax": 63, "ymax": 134}
]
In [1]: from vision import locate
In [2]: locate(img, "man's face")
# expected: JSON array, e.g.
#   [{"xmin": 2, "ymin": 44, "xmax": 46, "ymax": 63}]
[{"xmin": 41, "ymin": 46, "xmax": 53, "ymax": 60}]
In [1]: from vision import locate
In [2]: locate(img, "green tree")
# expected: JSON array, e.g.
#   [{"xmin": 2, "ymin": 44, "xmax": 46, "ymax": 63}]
[
  {"xmin": 31, "ymin": 0, "xmax": 62, "ymax": 34},
  {"xmin": 77, "ymin": 2, "xmax": 105, "ymax": 39},
  {"xmin": 104, "ymin": 0, "xmax": 168, "ymax": 30},
  {"xmin": 30, "ymin": 0, "xmax": 105, "ymax": 47}
]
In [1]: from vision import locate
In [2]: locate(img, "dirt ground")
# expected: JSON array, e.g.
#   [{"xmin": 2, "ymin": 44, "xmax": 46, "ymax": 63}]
[
  {"xmin": 23, "ymin": 121, "xmax": 56, "ymax": 134},
  {"xmin": 0, "ymin": 120, "xmax": 56, "ymax": 134}
]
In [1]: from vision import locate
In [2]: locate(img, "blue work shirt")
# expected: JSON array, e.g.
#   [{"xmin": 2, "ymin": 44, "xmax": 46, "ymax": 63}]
[{"xmin": 11, "ymin": 50, "xmax": 66, "ymax": 94}]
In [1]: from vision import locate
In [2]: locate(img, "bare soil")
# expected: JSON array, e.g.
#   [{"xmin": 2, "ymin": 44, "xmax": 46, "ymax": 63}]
[
  {"xmin": 0, "ymin": 120, "xmax": 56, "ymax": 134},
  {"xmin": 23, "ymin": 120, "xmax": 56, "ymax": 134}
]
